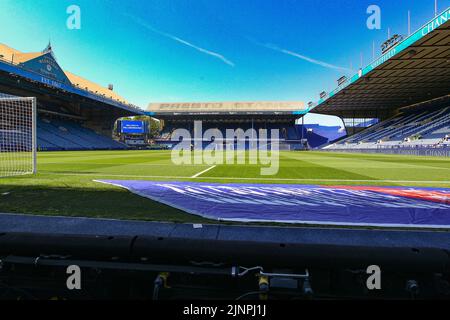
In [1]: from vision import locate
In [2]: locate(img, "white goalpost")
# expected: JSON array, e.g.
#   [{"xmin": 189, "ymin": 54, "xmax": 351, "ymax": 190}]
[{"xmin": 0, "ymin": 94, "xmax": 37, "ymax": 177}]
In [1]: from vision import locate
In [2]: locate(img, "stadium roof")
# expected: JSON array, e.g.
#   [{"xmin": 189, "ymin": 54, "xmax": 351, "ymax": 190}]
[
  {"xmin": 0, "ymin": 43, "xmax": 142, "ymax": 113},
  {"xmin": 147, "ymin": 101, "xmax": 306, "ymax": 116},
  {"xmin": 312, "ymin": 7, "xmax": 450, "ymax": 118},
  {"xmin": 0, "ymin": 44, "xmax": 42, "ymax": 64}
]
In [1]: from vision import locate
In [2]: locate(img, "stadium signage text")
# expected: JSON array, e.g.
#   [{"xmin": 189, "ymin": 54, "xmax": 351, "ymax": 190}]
[
  {"xmin": 20, "ymin": 52, "xmax": 72, "ymax": 84},
  {"xmin": 40, "ymin": 76, "xmax": 63, "ymax": 89},
  {"xmin": 313, "ymin": 7, "xmax": 450, "ymax": 109},
  {"xmin": 421, "ymin": 9, "xmax": 449, "ymax": 36},
  {"xmin": 171, "ymin": 121, "xmax": 280, "ymax": 176},
  {"xmin": 38, "ymin": 57, "xmax": 59, "ymax": 76},
  {"xmin": 151, "ymin": 101, "xmax": 305, "ymax": 113},
  {"xmin": 370, "ymin": 48, "xmax": 397, "ymax": 70}
]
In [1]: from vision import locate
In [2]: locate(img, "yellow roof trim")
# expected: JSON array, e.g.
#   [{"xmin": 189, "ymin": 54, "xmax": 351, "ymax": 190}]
[
  {"xmin": 64, "ymin": 71, "xmax": 127, "ymax": 103},
  {"xmin": 0, "ymin": 43, "xmax": 21, "ymax": 61}
]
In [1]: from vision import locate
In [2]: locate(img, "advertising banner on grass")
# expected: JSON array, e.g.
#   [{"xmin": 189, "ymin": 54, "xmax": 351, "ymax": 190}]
[{"xmin": 97, "ymin": 180, "xmax": 450, "ymax": 229}]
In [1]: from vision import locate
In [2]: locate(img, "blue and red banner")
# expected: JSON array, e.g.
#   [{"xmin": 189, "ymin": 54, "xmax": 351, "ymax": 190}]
[{"xmin": 97, "ymin": 180, "xmax": 450, "ymax": 229}]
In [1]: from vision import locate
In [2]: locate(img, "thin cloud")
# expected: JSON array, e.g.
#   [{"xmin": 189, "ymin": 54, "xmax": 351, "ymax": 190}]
[
  {"xmin": 126, "ymin": 14, "xmax": 235, "ymax": 67},
  {"xmin": 250, "ymin": 38, "xmax": 352, "ymax": 73}
]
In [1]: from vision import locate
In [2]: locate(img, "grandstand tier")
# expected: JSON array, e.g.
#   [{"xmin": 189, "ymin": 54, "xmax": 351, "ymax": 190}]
[
  {"xmin": 325, "ymin": 96, "xmax": 450, "ymax": 151},
  {"xmin": 149, "ymin": 100, "xmax": 340, "ymax": 149},
  {"xmin": 0, "ymin": 43, "xmax": 143, "ymax": 150},
  {"xmin": 312, "ymin": 8, "xmax": 450, "ymax": 119},
  {"xmin": 313, "ymin": 8, "xmax": 450, "ymax": 153},
  {"xmin": 37, "ymin": 116, "xmax": 126, "ymax": 151}
]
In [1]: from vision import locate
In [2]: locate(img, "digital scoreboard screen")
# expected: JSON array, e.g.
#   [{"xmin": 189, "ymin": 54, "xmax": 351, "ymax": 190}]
[{"xmin": 120, "ymin": 120, "xmax": 146, "ymax": 134}]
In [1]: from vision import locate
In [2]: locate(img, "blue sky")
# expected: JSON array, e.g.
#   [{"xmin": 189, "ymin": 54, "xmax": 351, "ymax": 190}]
[{"xmin": 0, "ymin": 0, "xmax": 448, "ymax": 126}]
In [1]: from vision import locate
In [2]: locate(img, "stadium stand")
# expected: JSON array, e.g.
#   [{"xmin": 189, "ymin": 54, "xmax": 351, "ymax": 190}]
[
  {"xmin": 0, "ymin": 43, "xmax": 142, "ymax": 151},
  {"xmin": 314, "ymin": 8, "xmax": 450, "ymax": 155},
  {"xmin": 0, "ymin": 43, "xmax": 139, "ymax": 109},
  {"xmin": 148, "ymin": 101, "xmax": 311, "ymax": 150},
  {"xmin": 303, "ymin": 124, "xmax": 346, "ymax": 142},
  {"xmin": 154, "ymin": 121, "xmax": 332, "ymax": 150},
  {"xmin": 37, "ymin": 117, "xmax": 127, "ymax": 151},
  {"xmin": 0, "ymin": 129, "xmax": 32, "ymax": 151},
  {"xmin": 156, "ymin": 121, "xmax": 310, "ymax": 150},
  {"xmin": 325, "ymin": 98, "xmax": 450, "ymax": 150},
  {"xmin": 295, "ymin": 125, "xmax": 330, "ymax": 148}
]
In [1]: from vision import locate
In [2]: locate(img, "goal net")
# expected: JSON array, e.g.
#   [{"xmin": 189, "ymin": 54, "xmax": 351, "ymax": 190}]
[{"xmin": 0, "ymin": 94, "xmax": 37, "ymax": 177}]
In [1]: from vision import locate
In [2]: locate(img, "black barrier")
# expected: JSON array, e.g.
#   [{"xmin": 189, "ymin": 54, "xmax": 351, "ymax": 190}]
[
  {"xmin": 1, "ymin": 232, "xmax": 450, "ymax": 300},
  {"xmin": 1, "ymin": 232, "xmax": 449, "ymax": 272}
]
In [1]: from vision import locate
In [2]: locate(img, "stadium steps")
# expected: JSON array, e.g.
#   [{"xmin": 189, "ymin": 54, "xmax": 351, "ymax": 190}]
[
  {"xmin": 50, "ymin": 120, "xmax": 114, "ymax": 149},
  {"xmin": 37, "ymin": 125, "xmax": 85, "ymax": 150},
  {"xmin": 324, "ymin": 104, "xmax": 450, "ymax": 150},
  {"xmin": 37, "ymin": 118, "xmax": 127, "ymax": 151}
]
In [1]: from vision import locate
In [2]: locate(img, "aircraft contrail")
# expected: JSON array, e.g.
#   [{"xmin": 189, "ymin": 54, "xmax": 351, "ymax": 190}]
[
  {"xmin": 249, "ymin": 37, "xmax": 352, "ymax": 72},
  {"xmin": 126, "ymin": 14, "xmax": 235, "ymax": 67}
]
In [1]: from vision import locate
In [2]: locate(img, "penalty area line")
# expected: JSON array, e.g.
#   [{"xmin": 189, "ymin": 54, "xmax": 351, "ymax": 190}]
[{"xmin": 191, "ymin": 165, "xmax": 217, "ymax": 178}]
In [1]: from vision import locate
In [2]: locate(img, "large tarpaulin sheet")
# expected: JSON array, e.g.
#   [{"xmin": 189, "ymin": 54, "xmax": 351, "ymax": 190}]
[{"xmin": 97, "ymin": 180, "xmax": 450, "ymax": 229}]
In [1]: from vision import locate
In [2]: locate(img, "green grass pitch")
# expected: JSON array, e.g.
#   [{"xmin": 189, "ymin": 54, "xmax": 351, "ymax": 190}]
[{"xmin": 0, "ymin": 150, "xmax": 449, "ymax": 224}]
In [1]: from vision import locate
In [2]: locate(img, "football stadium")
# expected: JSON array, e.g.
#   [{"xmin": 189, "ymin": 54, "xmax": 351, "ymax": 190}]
[{"xmin": 0, "ymin": 2, "xmax": 449, "ymax": 302}]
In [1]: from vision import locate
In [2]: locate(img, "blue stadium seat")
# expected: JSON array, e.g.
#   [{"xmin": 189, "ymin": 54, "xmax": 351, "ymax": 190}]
[
  {"xmin": 37, "ymin": 117, "xmax": 127, "ymax": 151},
  {"xmin": 325, "ymin": 104, "xmax": 450, "ymax": 150}
]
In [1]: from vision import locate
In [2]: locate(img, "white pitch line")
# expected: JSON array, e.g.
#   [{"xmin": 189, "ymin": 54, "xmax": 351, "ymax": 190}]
[
  {"xmin": 41, "ymin": 162, "xmax": 202, "ymax": 167},
  {"xmin": 43, "ymin": 172, "xmax": 450, "ymax": 184},
  {"xmin": 191, "ymin": 165, "xmax": 217, "ymax": 178}
]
